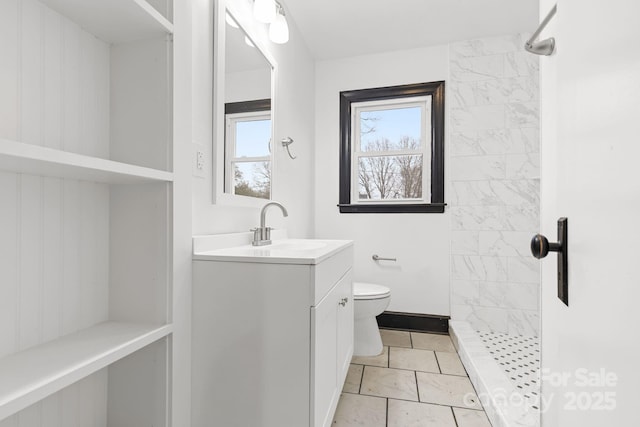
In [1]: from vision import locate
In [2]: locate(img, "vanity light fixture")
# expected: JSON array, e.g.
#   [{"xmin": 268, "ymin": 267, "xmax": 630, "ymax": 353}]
[
  {"xmin": 269, "ymin": 2, "xmax": 289, "ymax": 44},
  {"xmin": 251, "ymin": 0, "xmax": 290, "ymax": 44},
  {"xmin": 253, "ymin": 0, "xmax": 277, "ymax": 23}
]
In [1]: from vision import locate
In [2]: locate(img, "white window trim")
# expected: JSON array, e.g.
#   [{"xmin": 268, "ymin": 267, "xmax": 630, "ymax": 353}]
[
  {"xmin": 350, "ymin": 96, "xmax": 431, "ymax": 204},
  {"xmin": 224, "ymin": 110, "xmax": 272, "ymax": 195}
]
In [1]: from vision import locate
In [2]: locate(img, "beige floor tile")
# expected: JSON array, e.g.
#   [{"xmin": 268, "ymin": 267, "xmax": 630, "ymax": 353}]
[
  {"xmin": 361, "ymin": 366, "xmax": 418, "ymax": 401},
  {"xmin": 332, "ymin": 393, "xmax": 386, "ymax": 427},
  {"xmin": 416, "ymin": 372, "xmax": 482, "ymax": 410},
  {"xmin": 453, "ymin": 407, "xmax": 492, "ymax": 427},
  {"xmin": 380, "ymin": 329, "xmax": 412, "ymax": 347},
  {"xmin": 387, "ymin": 399, "xmax": 457, "ymax": 427},
  {"xmin": 389, "ymin": 347, "xmax": 439, "ymax": 373},
  {"xmin": 342, "ymin": 364, "xmax": 364, "ymax": 393},
  {"xmin": 436, "ymin": 351, "xmax": 467, "ymax": 376},
  {"xmin": 351, "ymin": 346, "xmax": 389, "ymax": 367},
  {"xmin": 411, "ymin": 332, "xmax": 456, "ymax": 352}
]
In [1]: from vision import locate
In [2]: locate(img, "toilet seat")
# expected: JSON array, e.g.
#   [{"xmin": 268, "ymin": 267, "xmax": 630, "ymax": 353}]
[{"xmin": 353, "ymin": 282, "xmax": 391, "ymax": 300}]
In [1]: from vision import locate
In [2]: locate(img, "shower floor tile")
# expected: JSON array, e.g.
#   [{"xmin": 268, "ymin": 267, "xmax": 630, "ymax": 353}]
[
  {"xmin": 333, "ymin": 328, "xmax": 492, "ymax": 426},
  {"xmin": 478, "ymin": 331, "xmax": 540, "ymax": 408}
]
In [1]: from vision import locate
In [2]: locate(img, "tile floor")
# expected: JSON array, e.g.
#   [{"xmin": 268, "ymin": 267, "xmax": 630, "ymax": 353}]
[{"xmin": 333, "ymin": 329, "xmax": 492, "ymax": 427}]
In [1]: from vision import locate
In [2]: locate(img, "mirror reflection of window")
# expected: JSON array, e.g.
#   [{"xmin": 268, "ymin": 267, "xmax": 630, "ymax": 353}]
[
  {"xmin": 225, "ymin": 109, "xmax": 271, "ymax": 199},
  {"xmin": 224, "ymin": 11, "xmax": 273, "ymax": 200}
]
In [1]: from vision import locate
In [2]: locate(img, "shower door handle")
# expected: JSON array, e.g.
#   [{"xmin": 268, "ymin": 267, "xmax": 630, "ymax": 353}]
[
  {"xmin": 531, "ymin": 217, "xmax": 568, "ymax": 306},
  {"xmin": 530, "ymin": 234, "xmax": 562, "ymax": 259}
]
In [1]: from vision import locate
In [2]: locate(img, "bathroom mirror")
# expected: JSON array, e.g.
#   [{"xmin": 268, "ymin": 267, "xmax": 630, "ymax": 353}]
[{"xmin": 213, "ymin": 6, "xmax": 276, "ymax": 205}]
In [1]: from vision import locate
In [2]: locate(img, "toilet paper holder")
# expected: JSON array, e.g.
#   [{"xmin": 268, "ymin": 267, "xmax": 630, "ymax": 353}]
[{"xmin": 372, "ymin": 254, "xmax": 397, "ymax": 262}]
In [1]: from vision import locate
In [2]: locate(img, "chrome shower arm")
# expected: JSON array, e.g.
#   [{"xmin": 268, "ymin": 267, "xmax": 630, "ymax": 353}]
[{"xmin": 525, "ymin": 4, "xmax": 557, "ymax": 56}]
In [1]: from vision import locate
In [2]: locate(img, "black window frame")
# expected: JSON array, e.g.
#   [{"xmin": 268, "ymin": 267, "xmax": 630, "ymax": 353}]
[{"xmin": 338, "ymin": 81, "xmax": 446, "ymax": 214}]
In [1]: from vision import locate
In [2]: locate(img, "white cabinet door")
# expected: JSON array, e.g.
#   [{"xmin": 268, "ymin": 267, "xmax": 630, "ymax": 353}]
[
  {"xmin": 311, "ymin": 271, "xmax": 352, "ymax": 427},
  {"xmin": 311, "ymin": 286, "xmax": 339, "ymax": 427},
  {"xmin": 335, "ymin": 271, "xmax": 353, "ymax": 387}
]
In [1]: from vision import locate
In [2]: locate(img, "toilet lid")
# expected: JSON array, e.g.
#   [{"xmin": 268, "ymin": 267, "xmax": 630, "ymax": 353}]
[{"xmin": 353, "ymin": 282, "xmax": 391, "ymax": 300}]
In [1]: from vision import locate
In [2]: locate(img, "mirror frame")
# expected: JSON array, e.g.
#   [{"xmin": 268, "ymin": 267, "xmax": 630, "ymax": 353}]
[{"xmin": 212, "ymin": 0, "xmax": 278, "ymax": 207}]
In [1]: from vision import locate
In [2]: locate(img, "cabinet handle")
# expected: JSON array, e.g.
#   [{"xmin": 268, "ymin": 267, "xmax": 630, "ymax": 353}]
[{"xmin": 338, "ymin": 297, "xmax": 348, "ymax": 307}]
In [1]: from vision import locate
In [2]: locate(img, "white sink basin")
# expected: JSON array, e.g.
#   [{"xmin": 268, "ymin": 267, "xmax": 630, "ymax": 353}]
[{"xmin": 192, "ymin": 238, "xmax": 351, "ymax": 265}]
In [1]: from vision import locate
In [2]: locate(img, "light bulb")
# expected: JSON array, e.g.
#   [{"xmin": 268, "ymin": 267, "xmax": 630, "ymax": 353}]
[
  {"xmin": 253, "ymin": 0, "xmax": 276, "ymax": 23},
  {"xmin": 269, "ymin": 12, "xmax": 289, "ymax": 44}
]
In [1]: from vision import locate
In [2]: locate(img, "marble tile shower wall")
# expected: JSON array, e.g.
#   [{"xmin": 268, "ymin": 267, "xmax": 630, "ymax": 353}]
[{"xmin": 449, "ymin": 34, "xmax": 540, "ymax": 336}]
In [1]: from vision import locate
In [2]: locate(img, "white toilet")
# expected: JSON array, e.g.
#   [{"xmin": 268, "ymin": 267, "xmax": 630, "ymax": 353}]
[{"xmin": 353, "ymin": 282, "xmax": 391, "ymax": 356}]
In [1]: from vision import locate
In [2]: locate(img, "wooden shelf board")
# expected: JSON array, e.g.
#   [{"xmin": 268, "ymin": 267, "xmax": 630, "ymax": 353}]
[
  {"xmin": 0, "ymin": 322, "xmax": 172, "ymax": 420},
  {"xmin": 39, "ymin": 0, "xmax": 173, "ymax": 44},
  {"xmin": 0, "ymin": 139, "xmax": 173, "ymax": 184}
]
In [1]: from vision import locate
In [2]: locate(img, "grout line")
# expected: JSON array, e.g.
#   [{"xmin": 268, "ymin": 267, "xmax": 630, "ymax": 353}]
[
  {"xmin": 434, "ymin": 350, "xmax": 443, "ymax": 374},
  {"xmin": 409, "ymin": 331, "xmax": 414, "ymax": 348},
  {"xmin": 358, "ymin": 364, "xmax": 365, "ymax": 395},
  {"xmin": 414, "ymin": 370, "xmax": 420, "ymax": 403},
  {"xmin": 357, "ymin": 390, "xmax": 480, "ymax": 411},
  {"xmin": 451, "ymin": 406, "xmax": 460, "ymax": 427},
  {"xmin": 385, "ymin": 398, "xmax": 389, "ymax": 427},
  {"xmin": 352, "ymin": 361, "xmax": 464, "ymax": 377}
]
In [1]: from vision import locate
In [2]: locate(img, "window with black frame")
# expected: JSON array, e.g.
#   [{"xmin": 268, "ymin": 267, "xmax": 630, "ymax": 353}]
[{"xmin": 338, "ymin": 81, "xmax": 445, "ymax": 213}]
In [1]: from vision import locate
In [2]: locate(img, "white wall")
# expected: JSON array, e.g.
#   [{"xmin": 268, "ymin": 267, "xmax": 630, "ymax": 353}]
[
  {"xmin": 314, "ymin": 46, "xmax": 451, "ymax": 316},
  {"xmin": 226, "ymin": 68, "xmax": 271, "ymax": 102},
  {"xmin": 192, "ymin": 0, "xmax": 315, "ymax": 237}
]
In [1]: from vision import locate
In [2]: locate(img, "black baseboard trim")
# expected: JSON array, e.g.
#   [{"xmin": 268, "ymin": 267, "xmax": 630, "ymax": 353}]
[{"xmin": 376, "ymin": 311, "xmax": 450, "ymax": 334}]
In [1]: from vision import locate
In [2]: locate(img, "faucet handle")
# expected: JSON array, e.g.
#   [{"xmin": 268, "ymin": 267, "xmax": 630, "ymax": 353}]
[{"xmin": 250, "ymin": 227, "xmax": 261, "ymax": 242}]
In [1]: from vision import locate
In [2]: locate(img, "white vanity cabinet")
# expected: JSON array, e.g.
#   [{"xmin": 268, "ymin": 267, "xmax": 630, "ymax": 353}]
[
  {"xmin": 192, "ymin": 238, "xmax": 354, "ymax": 427},
  {"xmin": 312, "ymin": 271, "xmax": 354, "ymax": 427}
]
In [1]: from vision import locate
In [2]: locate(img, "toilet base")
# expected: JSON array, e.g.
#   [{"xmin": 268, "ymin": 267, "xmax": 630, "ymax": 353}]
[{"xmin": 353, "ymin": 316, "xmax": 383, "ymax": 356}]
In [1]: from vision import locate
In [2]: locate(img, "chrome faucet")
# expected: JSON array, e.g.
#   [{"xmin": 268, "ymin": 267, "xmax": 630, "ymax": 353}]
[{"xmin": 252, "ymin": 201, "xmax": 288, "ymax": 246}]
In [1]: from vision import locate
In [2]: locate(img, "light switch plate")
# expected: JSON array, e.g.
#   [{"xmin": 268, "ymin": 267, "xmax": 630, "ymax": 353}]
[{"xmin": 193, "ymin": 145, "xmax": 206, "ymax": 178}]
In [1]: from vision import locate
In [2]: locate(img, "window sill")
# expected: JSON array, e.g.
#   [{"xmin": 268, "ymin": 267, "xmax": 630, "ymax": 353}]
[{"xmin": 337, "ymin": 203, "xmax": 446, "ymax": 214}]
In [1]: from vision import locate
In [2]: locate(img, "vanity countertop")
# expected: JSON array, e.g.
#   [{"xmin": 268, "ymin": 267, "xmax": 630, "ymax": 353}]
[{"xmin": 193, "ymin": 237, "xmax": 353, "ymax": 265}]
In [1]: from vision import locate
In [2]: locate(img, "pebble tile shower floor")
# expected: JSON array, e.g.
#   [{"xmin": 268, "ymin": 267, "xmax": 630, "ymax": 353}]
[
  {"xmin": 478, "ymin": 331, "xmax": 541, "ymax": 411},
  {"xmin": 332, "ymin": 329, "xmax": 492, "ymax": 427}
]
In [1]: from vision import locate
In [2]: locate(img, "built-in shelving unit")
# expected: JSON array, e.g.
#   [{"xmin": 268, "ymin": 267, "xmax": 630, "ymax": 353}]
[
  {"xmin": 39, "ymin": 0, "xmax": 173, "ymax": 43},
  {"xmin": 0, "ymin": 322, "xmax": 172, "ymax": 420},
  {"xmin": 0, "ymin": 138, "xmax": 173, "ymax": 184},
  {"xmin": 0, "ymin": 0, "xmax": 175, "ymax": 424}
]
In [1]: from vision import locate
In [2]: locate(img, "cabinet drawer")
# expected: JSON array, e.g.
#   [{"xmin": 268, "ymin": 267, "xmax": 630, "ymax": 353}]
[{"xmin": 312, "ymin": 245, "xmax": 353, "ymax": 306}]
